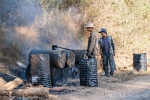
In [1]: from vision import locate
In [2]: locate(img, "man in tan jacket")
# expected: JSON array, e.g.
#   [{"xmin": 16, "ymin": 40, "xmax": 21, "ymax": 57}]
[{"xmin": 86, "ymin": 22, "xmax": 98, "ymax": 57}]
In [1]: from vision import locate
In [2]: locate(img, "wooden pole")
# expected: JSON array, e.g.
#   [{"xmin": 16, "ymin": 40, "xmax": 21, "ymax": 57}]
[
  {"xmin": 29, "ymin": 49, "xmax": 66, "ymax": 68},
  {"xmin": 0, "ymin": 78, "xmax": 22, "ymax": 96},
  {"xmin": 2, "ymin": 78, "xmax": 23, "ymax": 91},
  {"xmin": 0, "ymin": 89, "xmax": 10, "ymax": 96},
  {"xmin": 0, "ymin": 96, "xmax": 10, "ymax": 100},
  {"xmin": 11, "ymin": 88, "xmax": 50, "ymax": 97},
  {"xmin": 63, "ymin": 50, "xmax": 75, "ymax": 67}
]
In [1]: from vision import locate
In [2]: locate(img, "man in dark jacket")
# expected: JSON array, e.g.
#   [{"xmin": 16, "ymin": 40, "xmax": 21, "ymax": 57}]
[
  {"xmin": 98, "ymin": 28, "xmax": 116, "ymax": 77},
  {"xmin": 85, "ymin": 22, "xmax": 98, "ymax": 57}
]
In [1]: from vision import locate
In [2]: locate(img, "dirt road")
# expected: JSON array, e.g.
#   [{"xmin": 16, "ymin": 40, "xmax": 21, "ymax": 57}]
[{"xmin": 54, "ymin": 71, "xmax": 150, "ymax": 100}]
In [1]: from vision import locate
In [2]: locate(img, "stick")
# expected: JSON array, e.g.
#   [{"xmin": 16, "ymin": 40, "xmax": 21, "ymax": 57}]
[
  {"xmin": 3, "ymin": 78, "xmax": 23, "ymax": 91},
  {"xmin": 11, "ymin": 88, "xmax": 50, "ymax": 97}
]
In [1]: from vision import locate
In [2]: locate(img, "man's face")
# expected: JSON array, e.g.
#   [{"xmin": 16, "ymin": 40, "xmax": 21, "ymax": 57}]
[
  {"xmin": 86, "ymin": 27, "xmax": 94, "ymax": 32},
  {"xmin": 101, "ymin": 32, "xmax": 107, "ymax": 37}
]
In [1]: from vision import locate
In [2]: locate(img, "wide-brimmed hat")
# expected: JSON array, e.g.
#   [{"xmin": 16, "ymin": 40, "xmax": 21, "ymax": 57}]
[{"xmin": 85, "ymin": 22, "xmax": 94, "ymax": 28}]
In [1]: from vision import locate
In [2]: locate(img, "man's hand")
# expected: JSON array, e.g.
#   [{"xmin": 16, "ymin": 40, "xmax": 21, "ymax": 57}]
[
  {"xmin": 114, "ymin": 52, "xmax": 116, "ymax": 56},
  {"xmin": 87, "ymin": 53, "xmax": 92, "ymax": 58}
]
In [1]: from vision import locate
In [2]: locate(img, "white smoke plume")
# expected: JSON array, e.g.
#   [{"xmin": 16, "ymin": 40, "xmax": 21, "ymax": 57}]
[{"xmin": 0, "ymin": 0, "xmax": 86, "ymax": 62}]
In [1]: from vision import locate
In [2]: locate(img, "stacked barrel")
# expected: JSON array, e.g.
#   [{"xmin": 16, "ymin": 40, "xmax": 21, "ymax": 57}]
[
  {"xmin": 28, "ymin": 49, "xmax": 76, "ymax": 86},
  {"xmin": 79, "ymin": 57, "xmax": 98, "ymax": 87},
  {"xmin": 28, "ymin": 49, "xmax": 99, "ymax": 87}
]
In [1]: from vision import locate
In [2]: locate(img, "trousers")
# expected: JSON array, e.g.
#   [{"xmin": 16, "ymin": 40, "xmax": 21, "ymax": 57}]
[{"xmin": 102, "ymin": 53, "xmax": 116, "ymax": 76}]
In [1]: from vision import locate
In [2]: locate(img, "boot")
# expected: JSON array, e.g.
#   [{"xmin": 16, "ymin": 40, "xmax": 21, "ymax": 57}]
[
  {"xmin": 110, "ymin": 70, "xmax": 114, "ymax": 76},
  {"xmin": 104, "ymin": 67, "xmax": 109, "ymax": 77}
]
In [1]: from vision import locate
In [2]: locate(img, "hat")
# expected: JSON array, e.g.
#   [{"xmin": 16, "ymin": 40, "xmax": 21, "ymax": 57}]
[
  {"xmin": 85, "ymin": 22, "xmax": 94, "ymax": 28},
  {"xmin": 98, "ymin": 28, "xmax": 107, "ymax": 33}
]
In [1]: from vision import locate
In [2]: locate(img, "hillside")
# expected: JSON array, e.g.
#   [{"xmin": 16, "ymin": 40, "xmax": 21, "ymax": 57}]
[{"xmin": 0, "ymin": 0, "xmax": 150, "ymax": 69}]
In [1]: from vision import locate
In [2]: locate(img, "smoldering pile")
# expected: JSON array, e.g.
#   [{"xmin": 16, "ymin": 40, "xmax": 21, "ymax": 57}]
[
  {"xmin": 27, "ymin": 49, "xmax": 86, "ymax": 86},
  {"xmin": 0, "ymin": 46, "xmax": 87, "ymax": 99}
]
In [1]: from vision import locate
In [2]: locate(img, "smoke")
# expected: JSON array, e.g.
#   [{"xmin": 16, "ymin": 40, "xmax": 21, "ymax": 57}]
[{"xmin": 0, "ymin": 0, "xmax": 86, "ymax": 62}]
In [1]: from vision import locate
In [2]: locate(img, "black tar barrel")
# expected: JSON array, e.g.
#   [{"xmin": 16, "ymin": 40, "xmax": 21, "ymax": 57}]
[
  {"xmin": 79, "ymin": 57, "xmax": 98, "ymax": 87},
  {"xmin": 133, "ymin": 53, "xmax": 147, "ymax": 71}
]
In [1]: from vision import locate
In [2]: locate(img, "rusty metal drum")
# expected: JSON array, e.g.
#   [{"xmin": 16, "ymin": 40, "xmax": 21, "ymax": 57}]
[
  {"xmin": 79, "ymin": 57, "xmax": 98, "ymax": 87},
  {"xmin": 133, "ymin": 53, "xmax": 147, "ymax": 71}
]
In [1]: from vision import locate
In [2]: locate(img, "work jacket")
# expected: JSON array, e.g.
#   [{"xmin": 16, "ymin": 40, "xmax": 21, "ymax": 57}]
[
  {"xmin": 87, "ymin": 32, "xmax": 99, "ymax": 56},
  {"xmin": 99, "ymin": 36, "xmax": 116, "ymax": 54}
]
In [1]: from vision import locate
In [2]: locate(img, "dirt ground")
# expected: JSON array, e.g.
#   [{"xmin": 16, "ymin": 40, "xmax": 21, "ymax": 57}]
[
  {"xmin": 50, "ymin": 67, "xmax": 150, "ymax": 100},
  {"xmin": 0, "ymin": 59, "xmax": 150, "ymax": 100}
]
